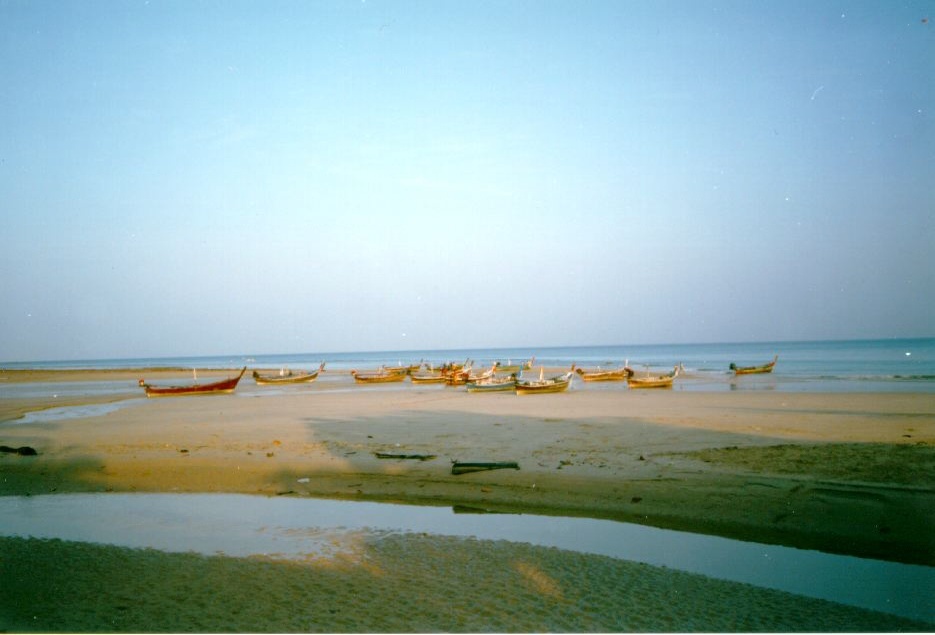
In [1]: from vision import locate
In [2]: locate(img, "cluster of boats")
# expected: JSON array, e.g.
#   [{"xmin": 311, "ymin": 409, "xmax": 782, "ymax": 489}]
[
  {"xmin": 352, "ymin": 358, "xmax": 544, "ymax": 392},
  {"xmin": 137, "ymin": 355, "xmax": 778, "ymax": 398}
]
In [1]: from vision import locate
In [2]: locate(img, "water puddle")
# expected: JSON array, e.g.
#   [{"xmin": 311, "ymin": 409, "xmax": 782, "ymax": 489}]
[
  {"xmin": 0, "ymin": 493, "xmax": 931, "ymax": 623},
  {"xmin": 10, "ymin": 399, "xmax": 144, "ymax": 424},
  {"xmin": 0, "ymin": 381, "xmax": 138, "ymax": 399}
]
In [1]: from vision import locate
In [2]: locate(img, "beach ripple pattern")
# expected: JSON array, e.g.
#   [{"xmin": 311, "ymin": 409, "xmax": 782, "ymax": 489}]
[{"xmin": 1, "ymin": 533, "xmax": 930, "ymax": 632}]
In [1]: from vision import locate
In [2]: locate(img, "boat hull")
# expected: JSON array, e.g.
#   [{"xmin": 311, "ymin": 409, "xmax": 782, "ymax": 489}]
[
  {"xmin": 575, "ymin": 367, "xmax": 630, "ymax": 382},
  {"xmin": 730, "ymin": 356, "xmax": 778, "ymax": 375},
  {"xmin": 410, "ymin": 374, "xmax": 447, "ymax": 384},
  {"xmin": 626, "ymin": 377, "xmax": 674, "ymax": 388},
  {"xmin": 140, "ymin": 368, "xmax": 247, "ymax": 397},
  {"xmin": 253, "ymin": 374, "xmax": 318, "ymax": 385},
  {"xmin": 253, "ymin": 364, "xmax": 324, "ymax": 385},
  {"xmin": 466, "ymin": 379, "xmax": 516, "ymax": 393},
  {"xmin": 514, "ymin": 372, "xmax": 573, "ymax": 395},
  {"xmin": 351, "ymin": 369, "xmax": 407, "ymax": 383},
  {"xmin": 733, "ymin": 367, "xmax": 773, "ymax": 375},
  {"xmin": 144, "ymin": 385, "xmax": 239, "ymax": 397},
  {"xmin": 625, "ymin": 366, "xmax": 678, "ymax": 389}
]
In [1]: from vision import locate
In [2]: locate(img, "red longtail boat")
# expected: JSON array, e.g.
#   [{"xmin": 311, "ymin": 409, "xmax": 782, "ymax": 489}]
[{"xmin": 138, "ymin": 367, "xmax": 247, "ymax": 397}]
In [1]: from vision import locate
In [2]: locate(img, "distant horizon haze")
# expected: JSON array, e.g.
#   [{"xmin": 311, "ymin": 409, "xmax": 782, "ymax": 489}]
[{"xmin": 4, "ymin": 334, "xmax": 934, "ymax": 366}]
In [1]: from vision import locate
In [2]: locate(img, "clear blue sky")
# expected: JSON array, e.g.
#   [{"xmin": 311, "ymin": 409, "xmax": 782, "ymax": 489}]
[{"xmin": 2, "ymin": 0, "xmax": 933, "ymax": 361}]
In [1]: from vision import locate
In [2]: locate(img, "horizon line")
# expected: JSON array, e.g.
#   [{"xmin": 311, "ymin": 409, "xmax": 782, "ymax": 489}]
[{"xmin": 3, "ymin": 335, "xmax": 933, "ymax": 366}]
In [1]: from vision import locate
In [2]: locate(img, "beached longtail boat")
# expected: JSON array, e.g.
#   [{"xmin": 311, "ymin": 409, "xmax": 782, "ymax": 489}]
[
  {"xmin": 410, "ymin": 371, "xmax": 447, "ymax": 384},
  {"xmin": 442, "ymin": 362, "xmax": 476, "ymax": 385},
  {"xmin": 495, "ymin": 357, "xmax": 535, "ymax": 373},
  {"xmin": 729, "ymin": 355, "xmax": 778, "ymax": 375},
  {"xmin": 466, "ymin": 374, "xmax": 518, "ymax": 393},
  {"xmin": 574, "ymin": 364, "xmax": 631, "ymax": 382},
  {"xmin": 514, "ymin": 368, "xmax": 574, "ymax": 395},
  {"xmin": 252, "ymin": 362, "xmax": 325, "ymax": 385},
  {"xmin": 138, "ymin": 367, "xmax": 247, "ymax": 397},
  {"xmin": 351, "ymin": 367, "xmax": 408, "ymax": 383},
  {"xmin": 436, "ymin": 358, "xmax": 470, "ymax": 377},
  {"xmin": 444, "ymin": 363, "xmax": 496, "ymax": 386},
  {"xmin": 440, "ymin": 359, "xmax": 470, "ymax": 373},
  {"xmin": 625, "ymin": 365, "xmax": 679, "ymax": 388},
  {"xmin": 466, "ymin": 363, "xmax": 499, "ymax": 381}
]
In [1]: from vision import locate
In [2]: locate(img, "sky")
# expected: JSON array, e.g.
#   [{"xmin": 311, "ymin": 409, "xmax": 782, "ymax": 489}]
[{"xmin": 2, "ymin": 0, "xmax": 933, "ymax": 361}]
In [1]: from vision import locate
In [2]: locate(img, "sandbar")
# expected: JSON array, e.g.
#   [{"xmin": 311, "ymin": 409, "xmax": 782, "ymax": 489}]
[{"xmin": 1, "ymin": 368, "xmax": 933, "ymax": 631}]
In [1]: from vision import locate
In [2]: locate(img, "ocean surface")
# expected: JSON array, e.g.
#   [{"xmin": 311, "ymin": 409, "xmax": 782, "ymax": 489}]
[{"xmin": 2, "ymin": 338, "xmax": 934, "ymax": 393}]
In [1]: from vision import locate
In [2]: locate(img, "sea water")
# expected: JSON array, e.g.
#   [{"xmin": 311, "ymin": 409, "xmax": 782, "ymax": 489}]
[{"xmin": 2, "ymin": 338, "xmax": 933, "ymax": 393}]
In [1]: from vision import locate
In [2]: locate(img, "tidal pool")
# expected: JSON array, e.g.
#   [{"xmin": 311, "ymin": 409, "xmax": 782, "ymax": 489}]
[
  {"xmin": 1, "ymin": 493, "xmax": 931, "ymax": 623},
  {"xmin": 8, "ymin": 399, "xmax": 144, "ymax": 424}
]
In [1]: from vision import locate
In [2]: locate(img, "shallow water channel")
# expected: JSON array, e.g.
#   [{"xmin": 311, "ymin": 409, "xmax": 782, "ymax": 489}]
[{"xmin": 1, "ymin": 493, "xmax": 931, "ymax": 623}]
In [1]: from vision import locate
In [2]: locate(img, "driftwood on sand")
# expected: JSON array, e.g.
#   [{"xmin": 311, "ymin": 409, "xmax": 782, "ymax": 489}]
[
  {"xmin": 373, "ymin": 452, "xmax": 437, "ymax": 461},
  {"xmin": 451, "ymin": 461, "xmax": 520, "ymax": 475}
]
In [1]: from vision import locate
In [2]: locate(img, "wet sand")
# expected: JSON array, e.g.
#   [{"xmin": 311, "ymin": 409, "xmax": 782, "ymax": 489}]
[
  {"xmin": 3, "ymin": 533, "xmax": 930, "ymax": 632},
  {"xmin": 1, "ymin": 368, "xmax": 933, "ymax": 631}
]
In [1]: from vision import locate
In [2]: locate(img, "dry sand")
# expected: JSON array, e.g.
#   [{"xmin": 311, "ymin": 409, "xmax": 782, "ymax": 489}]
[{"xmin": 1, "ymin": 368, "xmax": 933, "ymax": 631}]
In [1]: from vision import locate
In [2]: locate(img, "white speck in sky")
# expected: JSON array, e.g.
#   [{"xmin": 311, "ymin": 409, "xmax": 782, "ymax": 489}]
[{"xmin": 810, "ymin": 86, "xmax": 824, "ymax": 101}]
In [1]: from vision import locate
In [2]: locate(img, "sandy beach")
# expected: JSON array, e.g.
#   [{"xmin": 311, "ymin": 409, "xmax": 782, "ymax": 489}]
[{"xmin": 1, "ymin": 368, "xmax": 933, "ymax": 631}]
